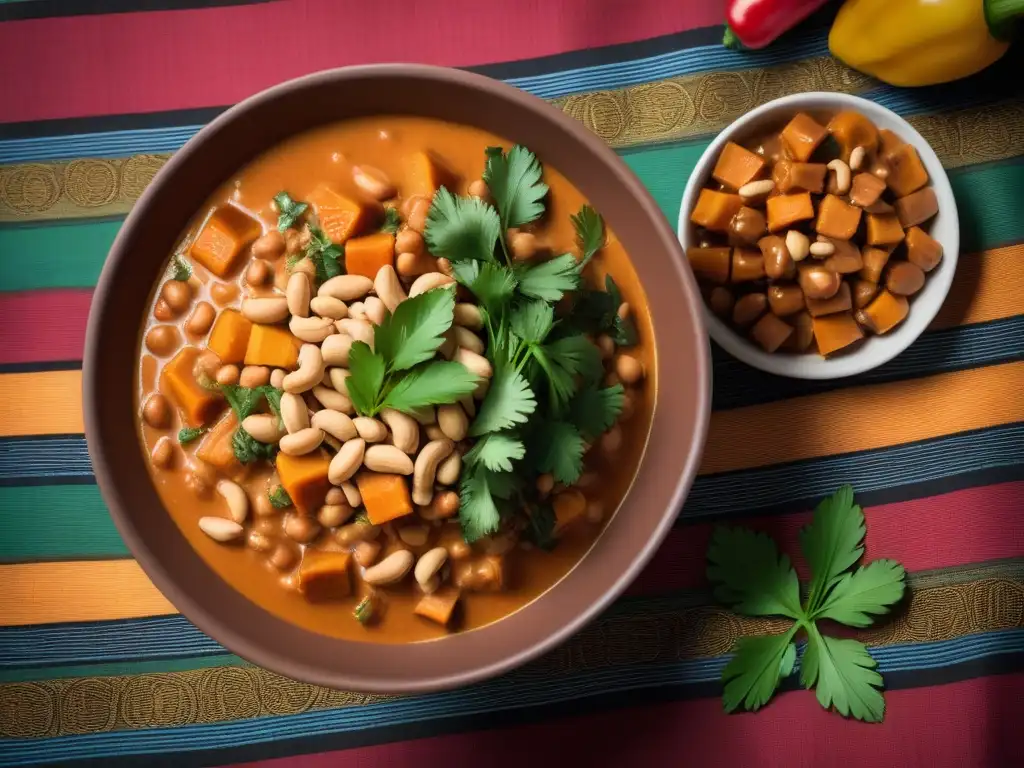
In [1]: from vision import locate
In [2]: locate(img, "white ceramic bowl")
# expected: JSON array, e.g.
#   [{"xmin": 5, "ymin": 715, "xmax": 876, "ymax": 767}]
[{"xmin": 677, "ymin": 92, "xmax": 959, "ymax": 379}]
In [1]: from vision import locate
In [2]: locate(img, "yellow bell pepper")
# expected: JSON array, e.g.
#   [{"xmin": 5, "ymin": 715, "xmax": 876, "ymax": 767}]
[{"xmin": 829, "ymin": 0, "xmax": 1020, "ymax": 86}]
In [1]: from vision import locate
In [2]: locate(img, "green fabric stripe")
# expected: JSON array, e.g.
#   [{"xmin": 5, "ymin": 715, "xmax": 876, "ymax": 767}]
[
  {"xmin": 0, "ymin": 485, "xmax": 126, "ymax": 561},
  {"xmin": 2, "ymin": 155, "xmax": 1023, "ymax": 293},
  {"xmin": 0, "ymin": 654, "xmax": 248, "ymax": 684}
]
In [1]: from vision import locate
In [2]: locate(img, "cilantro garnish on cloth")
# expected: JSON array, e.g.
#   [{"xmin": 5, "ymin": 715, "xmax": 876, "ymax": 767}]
[{"xmin": 707, "ymin": 486, "xmax": 907, "ymax": 722}]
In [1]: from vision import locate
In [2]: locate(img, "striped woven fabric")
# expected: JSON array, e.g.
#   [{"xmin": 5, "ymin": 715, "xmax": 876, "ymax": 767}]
[{"xmin": 1, "ymin": 1, "xmax": 1022, "ymax": 766}]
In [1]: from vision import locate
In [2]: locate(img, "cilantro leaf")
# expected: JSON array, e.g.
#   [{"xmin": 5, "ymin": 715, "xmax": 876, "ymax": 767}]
[
  {"xmin": 354, "ymin": 596, "xmax": 375, "ymax": 625},
  {"xmin": 531, "ymin": 420, "xmax": 585, "ymax": 485},
  {"xmin": 801, "ymin": 627, "xmax": 885, "ymax": 723},
  {"xmin": 454, "ymin": 261, "xmax": 518, "ymax": 310},
  {"xmin": 814, "ymin": 559, "xmax": 906, "ymax": 627},
  {"xmin": 381, "ymin": 361, "xmax": 479, "ymax": 413},
  {"xmin": 232, "ymin": 428, "xmax": 276, "ymax": 464},
  {"xmin": 424, "ymin": 187, "xmax": 500, "ymax": 263},
  {"xmin": 470, "ymin": 366, "xmax": 537, "ymax": 436},
  {"xmin": 530, "ymin": 345, "xmax": 576, "ymax": 412},
  {"xmin": 346, "ymin": 342, "xmax": 387, "ymax": 416},
  {"xmin": 707, "ymin": 526, "xmax": 803, "ymax": 619},
  {"xmin": 258, "ymin": 385, "xmax": 284, "ymax": 427},
  {"xmin": 722, "ymin": 628, "xmax": 799, "ymax": 714},
  {"xmin": 483, "ymin": 145, "xmax": 549, "ymax": 229},
  {"xmin": 517, "ymin": 253, "xmax": 581, "ymax": 302},
  {"xmin": 220, "ymin": 384, "xmax": 265, "ymax": 421},
  {"xmin": 509, "ymin": 300, "xmax": 554, "ymax": 344},
  {"xmin": 170, "ymin": 254, "xmax": 192, "ymax": 282},
  {"xmin": 380, "ymin": 206, "xmax": 401, "ymax": 234},
  {"xmin": 268, "ymin": 486, "xmax": 292, "ymax": 509},
  {"xmin": 273, "ymin": 191, "xmax": 309, "ymax": 232},
  {"xmin": 177, "ymin": 426, "xmax": 205, "ymax": 445},
  {"xmin": 459, "ymin": 468, "xmax": 502, "ymax": 542},
  {"xmin": 568, "ymin": 384, "xmax": 623, "ymax": 440},
  {"xmin": 526, "ymin": 504, "xmax": 557, "ymax": 551},
  {"xmin": 375, "ymin": 287, "xmax": 455, "ymax": 371},
  {"xmin": 800, "ymin": 485, "xmax": 865, "ymax": 613},
  {"xmin": 464, "ymin": 432, "xmax": 525, "ymax": 473},
  {"xmin": 304, "ymin": 225, "xmax": 344, "ymax": 282},
  {"xmin": 571, "ymin": 204, "xmax": 604, "ymax": 267},
  {"xmin": 541, "ymin": 334, "xmax": 604, "ymax": 402}
]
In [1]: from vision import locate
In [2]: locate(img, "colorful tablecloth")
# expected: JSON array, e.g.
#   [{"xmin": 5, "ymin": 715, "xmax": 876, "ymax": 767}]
[{"xmin": 1, "ymin": 1, "xmax": 1022, "ymax": 765}]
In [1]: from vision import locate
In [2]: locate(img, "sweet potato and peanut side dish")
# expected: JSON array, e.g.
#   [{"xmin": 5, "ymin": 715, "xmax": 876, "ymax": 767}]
[
  {"xmin": 688, "ymin": 110, "xmax": 943, "ymax": 356},
  {"xmin": 137, "ymin": 118, "xmax": 654, "ymax": 642}
]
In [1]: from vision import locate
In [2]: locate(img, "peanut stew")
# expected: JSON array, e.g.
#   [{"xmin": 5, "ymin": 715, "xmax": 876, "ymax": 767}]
[
  {"xmin": 137, "ymin": 117, "xmax": 655, "ymax": 643},
  {"xmin": 687, "ymin": 110, "xmax": 943, "ymax": 356}
]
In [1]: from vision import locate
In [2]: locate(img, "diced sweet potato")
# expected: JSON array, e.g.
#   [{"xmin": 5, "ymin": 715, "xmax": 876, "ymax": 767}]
[
  {"xmin": 895, "ymin": 187, "xmax": 938, "ymax": 228},
  {"xmin": 905, "ymin": 226, "xmax": 943, "ymax": 272},
  {"xmin": 690, "ymin": 189, "xmax": 743, "ymax": 233},
  {"xmin": 886, "ymin": 143, "xmax": 929, "ymax": 197},
  {"xmin": 812, "ymin": 312, "xmax": 864, "ymax": 356},
  {"xmin": 750, "ymin": 313, "xmax": 793, "ymax": 353},
  {"xmin": 687, "ymin": 247, "xmax": 731, "ymax": 284},
  {"xmin": 196, "ymin": 412, "xmax": 241, "ymax": 474},
  {"xmin": 414, "ymin": 588, "xmax": 461, "ymax": 626},
  {"xmin": 781, "ymin": 113, "xmax": 828, "ymax": 162},
  {"xmin": 244, "ymin": 324, "xmax": 301, "ymax": 369},
  {"xmin": 773, "ymin": 161, "xmax": 828, "ymax": 194},
  {"xmin": 159, "ymin": 346, "xmax": 225, "ymax": 427},
  {"xmin": 784, "ymin": 311, "xmax": 815, "ymax": 352},
  {"xmin": 357, "ymin": 472, "xmax": 413, "ymax": 525},
  {"xmin": 766, "ymin": 192, "xmax": 814, "ymax": 232},
  {"xmin": 344, "ymin": 232, "xmax": 396, "ymax": 280},
  {"xmin": 865, "ymin": 213, "xmax": 905, "ymax": 246},
  {"xmin": 816, "ymin": 195, "xmax": 862, "ymax": 240},
  {"xmin": 819, "ymin": 239, "xmax": 863, "ymax": 274},
  {"xmin": 298, "ymin": 551, "xmax": 351, "ymax": 601},
  {"xmin": 859, "ymin": 247, "xmax": 891, "ymax": 283},
  {"xmin": 849, "ymin": 172, "xmax": 887, "ymax": 208},
  {"xmin": 828, "ymin": 110, "xmax": 879, "ymax": 157},
  {"xmin": 405, "ymin": 151, "xmax": 456, "ymax": 199},
  {"xmin": 189, "ymin": 205, "xmax": 261, "ymax": 278},
  {"xmin": 857, "ymin": 290, "xmax": 909, "ymax": 334},
  {"xmin": 276, "ymin": 451, "xmax": 332, "ymax": 514},
  {"xmin": 207, "ymin": 309, "xmax": 253, "ymax": 364},
  {"xmin": 878, "ymin": 128, "xmax": 904, "ymax": 159},
  {"xmin": 807, "ymin": 281, "xmax": 852, "ymax": 317},
  {"xmin": 712, "ymin": 142, "xmax": 765, "ymax": 190},
  {"xmin": 731, "ymin": 248, "xmax": 765, "ymax": 282},
  {"xmin": 553, "ymin": 489, "xmax": 587, "ymax": 532},
  {"xmin": 307, "ymin": 184, "xmax": 377, "ymax": 244}
]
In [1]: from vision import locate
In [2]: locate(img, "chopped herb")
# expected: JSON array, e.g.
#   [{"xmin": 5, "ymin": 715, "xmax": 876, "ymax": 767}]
[
  {"xmin": 273, "ymin": 191, "xmax": 309, "ymax": 232},
  {"xmin": 424, "ymin": 187, "xmax": 501, "ymax": 263},
  {"xmin": 220, "ymin": 384, "xmax": 266, "ymax": 421},
  {"xmin": 354, "ymin": 512, "xmax": 371, "ymax": 526},
  {"xmin": 459, "ymin": 467, "xmax": 503, "ymax": 542},
  {"xmin": 303, "ymin": 225, "xmax": 344, "ymax": 282},
  {"xmin": 354, "ymin": 596, "xmax": 375, "ymax": 625},
  {"xmin": 568, "ymin": 384, "xmax": 624, "ymax": 441},
  {"xmin": 483, "ymin": 145, "xmax": 549, "ymax": 230},
  {"xmin": 604, "ymin": 275, "xmax": 639, "ymax": 347},
  {"xmin": 177, "ymin": 426, "xmax": 205, "ymax": 445},
  {"xmin": 268, "ymin": 485, "xmax": 292, "ymax": 509},
  {"xmin": 516, "ymin": 253, "xmax": 580, "ymax": 303},
  {"xmin": 469, "ymin": 366, "xmax": 536, "ymax": 436},
  {"xmin": 571, "ymin": 204, "xmax": 604, "ymax": 268},
  {"xmin": 170, "ymin": 254, "xmax": 192, "ymax": 282},
  {"xmin": 526, "ymin": 504, "xmax": 557, "ymax": 551},
  {"xmin": 259, "ymin": 385, "xmax": 284, "ymax": 428},
  {"xmin": 709, "ymin": 486, "xmax": 906, "ymax": 721},
  {"xmin": 232, "ymin": 427, "xmax": 276, "ymax": 464},
  {"xmin": 463, "ymin": 431, "xmax": 525, "ymax": 473},
  {"xmin": 380, "ymin": 206, "xmax": 401, "ymax": 234},
  {"xmin": 454, "ymin": 261, "xmax": 518, "ymax": 310}
]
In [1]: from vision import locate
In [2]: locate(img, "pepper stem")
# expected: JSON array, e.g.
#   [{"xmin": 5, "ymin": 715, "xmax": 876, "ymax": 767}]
[
  {"xmin": 985, "ymin": 0, "xmax": 1024, "ymax": 40},
  {"xmin": 722, "ymin": 25, "xmax": 745, "ymax": 50}
]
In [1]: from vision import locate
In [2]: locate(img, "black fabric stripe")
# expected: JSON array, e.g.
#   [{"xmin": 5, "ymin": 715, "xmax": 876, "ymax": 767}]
[
  {"xmin": 0, "ymin": 475, "xmax": 96, "ymax": 488},
  {"xmin": 0, "ymin": 0, "xmax": 273, "ymax": 23},
  {"xmin": 0, "ymin": 359, "xmax": 83, "ymax": 375},
  {"xmin": 51, "ymin": 653, "xmax": 1024, "ymax": 768}
]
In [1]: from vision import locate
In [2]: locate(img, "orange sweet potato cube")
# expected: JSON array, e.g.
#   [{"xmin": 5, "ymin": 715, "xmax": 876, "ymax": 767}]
[
  {"xmin": 712, "ymin": 142, "xmax": 765, "ymax": 190},
  {"xmin": 244, "ymin": 324, "xmax": 301, "ymax": 369},
  {"xmin": 815, "ymin": 194, "xmax": 862, "ymax": 240},
  {"xmin": 781, "ymin": 113, "xmax": 828, "ymax": 162},
  {"xmin": 690, "ymin": 189, "xmax": 743, "ymax": 233},
  {"xmin": 299, "ymin": 551, "xmax": 352, "ymax": 601},
  {"xmin": 405, "ymin": 151, "xmax": 456, "ymax": 199},
  {"xmin": 414, "ymin": 588, "xmax": 461, "ymax": 626},
  {"xmin": 207, "ymin": 309, "xmax": 252, "ymax": 364},
  {"xmin": 195, "ymin": 412, "xmax": 241, "ymax": 474},
  {"xmin": 357, "ymin": 472, "xmax": 414, "ymax": 525},
  {"xmin": 159, "ymin": 346, "xmax": 225, "ymax": 427},
  {"xmin": 766, "ymin": 192, "xmax": 814, "ymax": 232},
  {"xmin": 344, "ymin": 232, "xmax": 395, "ymax": 279},
  {"xmin": 189, "ymin": 205, "xmax": 261, "ymax": 277},
  {"xmin": 905, "ymin": 226, "xmax": 943, "ymax": 272},
  {"xmin": 276, "ymin": 451, "xmax": 332, "ymax": 514},
  {"xmin": 812, "ymin": 312, "xmax": 864, "ymax": 357},
  {"xmin": 865, "ymin": 213, "xmax": 905, "ymax": 246},
  {"xmin": 886, "ymin": 143, "xmax": 929, "ymax": 197},
  {"xmin": 307, "ymin": 184, "xmax": 376, "ymax": 244}
]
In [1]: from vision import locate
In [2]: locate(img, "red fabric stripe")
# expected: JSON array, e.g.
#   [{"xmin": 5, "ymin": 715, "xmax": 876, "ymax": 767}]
[
  {"xmin": 223, "ymin": 673, "xmax": 1022, "ymax": 768},
  {"xmin": 0, "ymin": 0, "xmax": 724, "ymax": 124},
  {"xmin": 0, "ymin": 290, "xmax": 92, "ymax": 365},
  {"xmin": 629, "ymin": 481, "xmax": 1024, "ymax": 597}
]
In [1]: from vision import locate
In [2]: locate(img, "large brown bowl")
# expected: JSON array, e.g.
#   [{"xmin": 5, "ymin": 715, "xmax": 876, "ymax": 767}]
[{"xmin": 84, "ymin": 65, "xmax": 711, "ymax": 693}]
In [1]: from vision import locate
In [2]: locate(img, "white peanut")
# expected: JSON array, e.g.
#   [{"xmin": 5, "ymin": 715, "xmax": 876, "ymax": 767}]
[
  {"xmin": 364, "ymin": 444, "xmax": 415, "ymax": 474},
  {"xmin": 286, "ymin": 272, "xmax": 311, "ymax": 318},
  {"xmin": 241, "ymin": 414, "xmax": 284, "ymax": 444},
  {"xmin": 328, "ymin": 438, "xmax": 365, "ymax": 484},
  {"xmin": 809, "ymin": 241, "xmax": 836, "ymax": 257},
  {"xmin": 335, "ymin": 318, "xmax": 374, "ymax": 347},
  {"xmin": 282, "ymin": 344, "xmax": 324, "ymax": 394},
  {"xmin": 341, "ymin": 481, "xmax": 362, "ymax": 508},
  {"xmin": 311, "ymin": 408, "xmax": 358, "ymax": 441},
  {"xmin": 827, "ymin": 159, "xmax": 851, "ymax": 195},
  {"xmin": 849, "ymin": 146, "xmax": 866, "ymax": 171},
  {"xmin": 381, "ymin": 408, "xmax": 419, "ymax": 454},
  {"xmin": 454, "ymin": 347, "xmax": 492, "ymax": 378},
  {"xmin": 270, "ymin": 368, "xmax": 286, "ymax": 389},
  {"xmin": 329, "ymin": 368, "xmax": 350, "ymax": 396},
  {"xmin": 352, "ymin": 165, "xmax": 396, "ymax": 200},
  {"xmin": 199, "ymin": 516, "xmax": 244, "ymax": 542},
  {"xmin": 415, "ymin": 547, "xmax": 449, "ymax": 588},
  {"xmin": 347, "ymin": 301, "xmax": 366, "ymax": 321},
  {"xmin": 318, "ymin": 274, "xmax": 373, "ymax": 302},
  {"xmin": 413, "ymin": 438, "xmax": 454, "ymax": 505},
  {"xmin": 362, "ymin": 550, "xmax": 414, "ymax": 585},
  {"xmin": 353, "ymin": 416, "xmax": 388, "ymax": 442},
  {"xmin": 436, "ymin": 450, "xmax": 461, "ymax": 486},
  {"xmin": 786, "ymin": 230, "xmax": 810, "ymax": 262},
  {"xmin": 454, "ymin": 303, "xmax": 483, "ymax": 330},
  {"xmin": 312, "ymin": 385, "xmax": 353, "ymax": 414},
  {"xmin": 409, "ymin": 272, "xmax": 455, "ymax": 297},
  {"xmin": 738, "ymin": 179, "xmax": 775, "ymax": 202},
  {"xmin": 309, "ymin": 295, "xmax": 348, "ymax": 320},
  {"xmin": 321, "ymin": 334, "xmax": 353, "ymax": 367},
  {"xmin": 279, "ymin": 427, "xmax": 324, "ymax": 456},
  {"xmin": 241, "ymin": 297, "xmax": 289, "ymax": 324},
  {"xmin": 437, "ymin": 404, "xmax": 469, "ymax": 441},
  {"xmin": 453, "ymin": 326, "xmax": 485, "ymax": 355},
  {"xmin": 363, "ymin": 296, "xmax": 387, "ymax": 326},
  {"xmin": 280, "ymin": 392, "xmax": 310, "ymax": 434},
  {"xmin": 216, "ymin": 480, "xmax": 249, "ymax": 523},
  {"xmin": 290, "ymin": 315, "xmax": 335, "ymax": 343},
  {"xmin": 373, "ymin": 265, "xmax": 407, "ymax": 312}
]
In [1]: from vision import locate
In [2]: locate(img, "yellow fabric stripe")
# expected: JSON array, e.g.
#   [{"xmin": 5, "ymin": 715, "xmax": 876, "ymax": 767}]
[
  {"xmin": 0, "ymin": 370, "xmax": 84, "ymax": 436},
  {"xmin": 931, "ymin": 244, "xmax": 1024, "ymax": 329}
]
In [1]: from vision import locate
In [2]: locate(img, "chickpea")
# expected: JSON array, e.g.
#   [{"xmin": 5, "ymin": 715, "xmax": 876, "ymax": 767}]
[
  {"xmin": 407, "ymin": 197, "xmax": 431, "ymax": 233},
  {"xmin": 708, "ymin": 286, "xmax": 734, "ymax": 318},
  {"xmin": 142, "ymin": 393, "xmax": 171, "ymax": 429},
  {"xmin": 246, "ymin": 259, "xmax": 271, "ymax": 287},
  {"xmin": 448, "ymin": 539, "xmax": 471, "ymax": 560},
  {"xmin": 160, "ymin": 280, "xmax": 192, "ymax": 315},
  {"xmin": 509, "ymin": 231, "xmax": 538, "ymax": 261},
  {"xmin": 615, "ymin": 354, "xmax": 644, "ymax": 385},
  {"xmin": 239, "ymin": 365, "xmax": 270, "ymax": 388},
  {"xmin": 153, "ymin": 299, "xmax": 175, "ymax": 322},
  {"xmin": 596, "ymin": 334, "xmax": 615, "ymax": 359},
  {"xmin": 269, "ymin": 543, "xmax": 298, "ymax": 571},
  {"xmin": 317, "ymin": 503, "xmax": 352, "ymax": 528},
  {"xmin": 248, "ymin": 531, "xmax": 273, "ymax": 552},
  {"xmin": 601, "ymin": 424, "xmax": 623, "ymax": 453},
  {"xmin": 144, "ymin": 325, "xmax": 180, "ymax": 357},
  {"xmin": 395, "ymin": 228, "xmax": 424, "ymax": 256},
  {"xmin": 186, "ymin": 301, "xmax": 216, "ymax": 337},
  {"xmin": 215, "ymin": 364, "xmax": 240, "ymax": 386},
  {"xmin": 185, "ymin": 459, "xmax": 216, "ymax": 498},
  {"xmin": 354, "ymin": 541, "xmax": 382, "ymax": 567},
  {"xmin": 252, "ymin": 230, "xmax": 286, "ymax": 261},
  {"xmin": 325, "ymin": 487, "xmax": 346, "ymax": 506},
  {"xmin": 285, "ymin": 515, "xmax": 321, "ymax": 543},
  {"xmin": 150, "ymin": 437, "xmax": 175, "ymax": 469},
  {"xmin": 210, "ymin": 282, "xmax": 240, "ymax": 306},
  {"xmin": 468, "ymin": 179, "xmax": 490, "ymax": 200},
  {"xmin": 436, "ymin": 257, "xmax": 454, "ymax": 277},
  {"xmin": 252, "ymin": 492, "xmax": 276, "ymax": 517}
]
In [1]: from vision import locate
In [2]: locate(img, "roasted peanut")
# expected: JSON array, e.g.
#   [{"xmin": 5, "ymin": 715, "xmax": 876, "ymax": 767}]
[
  {"xmin": 216, "ymin": 479, "xmax": 249, "ymax": 523},
  {"xmin": 144, "ymin": 325, "xmax": 179, "ymax": 357},
  {"xmin": 246, "ymin": 259, "xmax": 270, "ymax": 287},
  {"xmin": 437, "ymin": 404, "xmax": 469, "ymax": 441},
  {"xmin": 413, "ymin": 438, "xmax": 455, "ymax": 505},
  {"xmin": 364, "ymin": 444, "xmax": 415, "ymax": 474},
  {"xmin": 328, "ymin": 438, "xmax": 366, "ymax": 484},
  {"xmin": 286, "ymin": 272, "xmax": 311, "ymax": 318},
  {"xmin": 284, "ymin": 514, "xmax": 321, "ymax": 543},
  {"xmin": 381, "ymin": 408, "xmax": 419, "ymax": 454},
  {"xmin": 199, "ymin": 517, "xmax": 243, "ymax": 543},
  {"xmin": 161, "ymin": 279, "xmax": 192, "ymax": 315},
  {"xmin": 363, "ymin": 550, "xmax": 414, "ymax": 585},
  {"xmin": 238, "ymin": 365, "xmax": 270, "ymax": 388},
  {"xmin": 615, "ymin": 354, "xmax": 644, "ymax": 384},
  {"xmin": 186, "ymin": 302, "xmax": 216, "ymax": 337},
  {"xmin": 150, "ymin": 436, "xmax": 175, "ymax": 469},
  {"xmin": 252, "ymin": 230, "xmax": 286, "ymax": 260},
  {"xmin": 142, "ymin": 393, "xmax": 171, "ymax": 429}
]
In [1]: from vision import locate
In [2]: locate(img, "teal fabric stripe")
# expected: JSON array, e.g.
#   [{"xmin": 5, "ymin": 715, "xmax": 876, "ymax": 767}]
[{"xmin": 0, "ymin": 628, "xmax": 1020, "ymax": 766}]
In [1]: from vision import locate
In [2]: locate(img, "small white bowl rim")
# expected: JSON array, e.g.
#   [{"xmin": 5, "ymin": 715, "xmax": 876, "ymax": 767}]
[{"xmin": 677, "ymin": 92, "xmax": 959, "ymax": 380}]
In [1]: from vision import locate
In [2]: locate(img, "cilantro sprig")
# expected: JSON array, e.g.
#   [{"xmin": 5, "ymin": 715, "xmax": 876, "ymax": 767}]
[
  {"xmin": 379, "ymin": 206, "xmax": 401, "ymax": 234},
  {"xmin": 170, "ymin": 254, "xmax": 192, "ymax": 282},
  {"xmin": 220, "ymin": 384, "xmax": 285, "ymax": 464},
  {"xmin": 273, "ymin": 191, "xmax": 309, "ymax": 232},
  {"xmin": 302, "ymin": 225, "xmax": 344, "ymax": 282},
  {"xmin": 708, "ymin": 486, "xmax": 906, "ymax": 722}
]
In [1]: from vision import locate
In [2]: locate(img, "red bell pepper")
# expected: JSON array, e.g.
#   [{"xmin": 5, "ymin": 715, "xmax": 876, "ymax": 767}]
[{"xmin": 723, "ymin": 0, "xmax": 830, "ymax": 49}]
